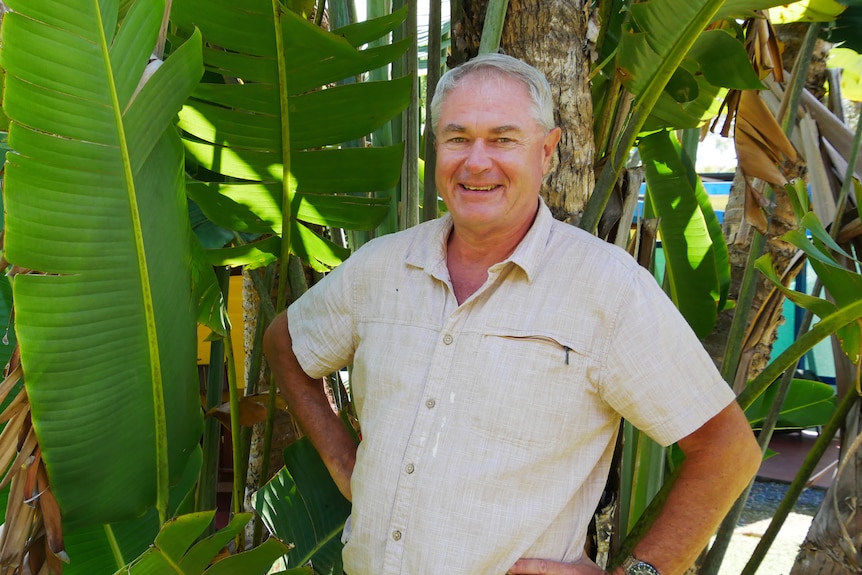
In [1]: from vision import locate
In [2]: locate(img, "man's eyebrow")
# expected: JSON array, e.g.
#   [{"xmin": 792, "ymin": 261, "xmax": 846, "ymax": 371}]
[
  {"xmin": 439, "ymin": 123, "xmax": 523, "ymax": 134},
  {"xmin": 440, "ymin": 123, "xmax": 467, "ymax": 134}
]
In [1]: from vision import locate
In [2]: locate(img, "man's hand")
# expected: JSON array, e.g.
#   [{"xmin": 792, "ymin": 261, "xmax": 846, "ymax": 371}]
[{"xmin": 508, "ymin": 556, "xmax": 611, "ymax": 574}]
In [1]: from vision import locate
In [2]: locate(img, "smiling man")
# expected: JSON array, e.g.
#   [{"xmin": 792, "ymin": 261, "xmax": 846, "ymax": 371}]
[{"xmin": 264, "ymin": 54, "xmax": 761, "ymax": 575}]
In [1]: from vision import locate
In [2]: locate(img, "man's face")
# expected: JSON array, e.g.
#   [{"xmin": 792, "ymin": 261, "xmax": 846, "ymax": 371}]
[{"xmin": 434, "ymin": 72, "xmax": 560, "ymax": 239}]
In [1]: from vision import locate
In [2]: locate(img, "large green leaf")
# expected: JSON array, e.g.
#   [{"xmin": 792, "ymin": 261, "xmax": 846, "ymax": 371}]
[
  {"xmin": 640, "ymin": 130, "xmax": 728, "ymax": 338},
  {"xmin": 745, "ymin": 378, "xmax": 837, "ymax": 430},
  {"xmin": 822, "ymin": 5, "xmax": 862, "ymax": 52},
  {"xmin": 111, "ymin": 511, "xmax": 295, "ymax": 575},
  {"xmin": 171, "ymin": 1, "xmax": 410, "ymax": 271},
  {"xmin": 642, "ymin": 29, "xmax": 764, "ymax": 130},
  {"xmin": 756, "ymin": 252, "xmax": 862, "ymax": 365},
  {"xmin": 63, "ymin": 447, "xmax": 201, "ymax": 574},
  {"xmin": 1, "ymin": 0, "xmax": 204, "ymax": 529},
  {"xmin": 256, "ymin": 437, "xmax": 352, "ymax": 574}
]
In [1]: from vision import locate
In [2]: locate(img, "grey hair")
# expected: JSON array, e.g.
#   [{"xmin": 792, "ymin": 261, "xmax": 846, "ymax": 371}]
[{"xmin": 430, "ymin": 53, "xmax": 556, "ymax": 135}]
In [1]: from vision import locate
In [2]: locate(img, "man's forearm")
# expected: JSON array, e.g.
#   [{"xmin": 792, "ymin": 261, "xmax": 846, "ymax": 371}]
[
  {"xmin": 263, "ymin": 311, "xmax": 357, "ymax": 500},
  {"xmin": 627, "ymin": 402, "xmax": 761, "ymax": 575}
]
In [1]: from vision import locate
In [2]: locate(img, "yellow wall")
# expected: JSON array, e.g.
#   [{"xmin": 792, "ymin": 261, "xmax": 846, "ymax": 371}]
[{"xmin": 197, "ymin": 274, "xmax": 247, "ymax": 371}]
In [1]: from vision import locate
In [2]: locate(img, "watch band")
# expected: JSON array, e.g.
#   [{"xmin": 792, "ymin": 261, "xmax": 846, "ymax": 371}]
[{"xmin": 622, "ymin": 554, "xmax": 661, "ymax": 575}]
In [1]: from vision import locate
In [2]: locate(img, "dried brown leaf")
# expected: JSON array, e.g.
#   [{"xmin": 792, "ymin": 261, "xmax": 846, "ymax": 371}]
[
  {"xmin": 36, "ymin": 464, "xmax": 65, "ymax": 559},
  {"xmin": 206, "ymin": 393, "xmax": 287, "ymax": 428},
  {"xmin": 0, "ymin": 364, "xmax": 22, "ymax": 408},
  {"xmin": 744, "ymin": 179, "xmax": 770, "ymax": 235},
  {"xmin": 1, "ymin": 421, "xmax": 38, "ymax": 490},
  {"xmin": 735, "ymin": 91, "xmax": 798, "ymax": 188},
  {"xmin": 0, "ymin": 407, "xmax": 28, "ymax": 479},
  {"xmin": 0, "ymin": 463, "xmax": 35, "ymax": 566}
]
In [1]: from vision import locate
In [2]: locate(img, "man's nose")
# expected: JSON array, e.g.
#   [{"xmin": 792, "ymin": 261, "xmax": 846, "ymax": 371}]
[{"xmin": 464, "ymin": 140, "xmax": 493, "ymax": 172}]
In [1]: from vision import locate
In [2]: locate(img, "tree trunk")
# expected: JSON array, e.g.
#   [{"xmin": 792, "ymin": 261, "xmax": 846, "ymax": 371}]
[{"xmin": 451, "ymin": 0, "xmax": 595, "ymax": 221}]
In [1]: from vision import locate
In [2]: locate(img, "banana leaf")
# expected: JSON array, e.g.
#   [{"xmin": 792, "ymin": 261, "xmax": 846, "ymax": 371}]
[
  {"xmin": 171, "ymin": 1, "xmax": 411, "ymax": 271},
  {"xmin": 256, "ymin": 436, "xmax": 352, "ymax": 575},
  {"xmin": 61, "ymin": 447, "xmax": 201, "ymax": 574},
  {"xmin": 640, "ymin": 130, "xmax": 729, "ymax": 337},
  {"xmin": 642, "ymin": 28, "xmax": 764, "ymax": 131},
  {"xmin": 1, "ymin": 0, "xmax": 204, "ymax": 529},
  {"xmin": 821, "ymin": 5, "xmax": 862, "ymax": 52},
  {"xmin": 756, "ymin": 252, "xmax": 862, "ymax": 369},
  {"xmin": 111, "ymin": 511, "xmax": 295, "ymax": 575},
  {"xmin": 745, "ymin": 378, "xmax": 837, "ymax": 431}
]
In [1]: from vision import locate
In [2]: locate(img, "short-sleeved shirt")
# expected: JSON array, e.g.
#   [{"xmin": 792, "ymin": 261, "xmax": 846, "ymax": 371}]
[{"xmin": 288, "ymin": 200, "xmax": 734, "ymax": 575}]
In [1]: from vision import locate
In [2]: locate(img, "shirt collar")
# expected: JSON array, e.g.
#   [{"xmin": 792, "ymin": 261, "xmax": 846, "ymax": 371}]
[{"xmin": 405, "ymin": 197, "xmax": 553, "ymax": 284}]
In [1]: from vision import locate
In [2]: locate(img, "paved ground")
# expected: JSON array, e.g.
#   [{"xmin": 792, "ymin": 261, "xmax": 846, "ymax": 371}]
[{"xmin": 718, "ymin": 481, "xmax": 826, "ymax": 575}]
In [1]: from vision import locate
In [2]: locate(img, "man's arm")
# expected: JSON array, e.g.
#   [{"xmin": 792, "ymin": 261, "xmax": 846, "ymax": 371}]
[
  {"xmin": 263, "ymin": 310, "xmax": 357, "ymax": 501},
  {"xmin": 509, "ymin": 400, "xmax": 762, "ymax": 575}
]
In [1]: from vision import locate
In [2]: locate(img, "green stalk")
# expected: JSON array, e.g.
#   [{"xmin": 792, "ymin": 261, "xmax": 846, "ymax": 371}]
[
  {"xmin": 478, "ymin": 0, "xmax": 509, "ymax": 55},
  {"xmin": 778, "ymin": 23, "xmax": 821, "ymax": 135},
  {"xmin": 401, "ymin": 0, "xmax": 420, "ymax": 230},
  {"xmin": 273, "ymin": 0, "xmax": 293, "ymax": 313},
  {"xmin": 741, "ymin": 385, "xmax": 859, "ymax": 575},
  {"xmin": 834, "ymin": 99, "xmax": 862, "ymax": 225},
  {"xmin": 223, "ymin": 326, "xmax": 245, "ymax": 551},
  {"xmin": 252, "ymin": 0, "xmax": 294, "ymax": 547},
  {"xmin": 422, "ymin": 0, "xmax": 442, "ymax": 223},
  {"xmin": 197, "ymin": 265, "xmax": 229, "ymax": 532},
  {"xmin": 719, "ymin": 222, "xmax": 768, "ymax": 386}
]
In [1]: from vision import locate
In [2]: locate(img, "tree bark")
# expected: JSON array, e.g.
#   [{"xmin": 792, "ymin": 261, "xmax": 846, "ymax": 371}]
[
  {"xmin": 791, "ymin": 394, "xmax": 862, "ymax": 574},
  {"xmin": 452, "ymin": 0, "xmax": 595, "ymax": 222}
]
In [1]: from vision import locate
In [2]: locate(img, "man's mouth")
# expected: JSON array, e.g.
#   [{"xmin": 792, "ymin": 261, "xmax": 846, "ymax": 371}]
[{"xmin": 462, "ymin": 184, "xmax": 497, "ymax": 191}]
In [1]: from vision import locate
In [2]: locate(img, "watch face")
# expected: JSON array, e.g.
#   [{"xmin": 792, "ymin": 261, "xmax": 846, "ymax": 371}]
[
  {"xmin": 623, "ymin": 557, "xmax": 661, "ymax": 575},
  {"xmin": 628, "ymin": 562, "xmax": 660, "ymax": 575}
]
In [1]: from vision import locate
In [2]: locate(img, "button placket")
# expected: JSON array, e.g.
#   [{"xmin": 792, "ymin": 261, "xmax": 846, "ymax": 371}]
[{"xmin": 382, "ymin": 311, "xmax": 463, "ymax": 573}]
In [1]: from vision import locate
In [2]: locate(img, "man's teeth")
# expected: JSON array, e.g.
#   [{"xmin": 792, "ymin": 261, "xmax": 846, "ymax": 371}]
[{"xmin": 463, "ymin": 185, "xmax": 496, "ymax": 191}]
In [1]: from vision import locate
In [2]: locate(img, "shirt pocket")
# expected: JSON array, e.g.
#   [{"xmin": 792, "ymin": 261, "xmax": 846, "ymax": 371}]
[{"xmin": 462, "ymin": 331, "xmax": 587, "ymax": 450}]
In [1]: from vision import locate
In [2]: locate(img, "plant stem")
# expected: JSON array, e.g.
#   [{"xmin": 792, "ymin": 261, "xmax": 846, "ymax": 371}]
[
  {"xmin": 197, "ymin": 266, "xmax": 229, "ymax": 534},
  {"xmin": 478, "ymin": 0, "xmax": 509, "ymax": 55},
  {"xmin": 741, "ymin": 386, "xmax": 859, "ymax": 575}
]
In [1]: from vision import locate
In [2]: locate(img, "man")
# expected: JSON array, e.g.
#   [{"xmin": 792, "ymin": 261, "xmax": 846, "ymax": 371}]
[{"xmin": 263, "ymin": 53, "xmax": 761, "ymax": 575}]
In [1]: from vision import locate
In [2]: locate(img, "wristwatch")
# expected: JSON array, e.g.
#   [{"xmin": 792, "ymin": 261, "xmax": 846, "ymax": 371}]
[{"xmin": 622, "ymin": 554, "xmax": 661, "ymax": 575}]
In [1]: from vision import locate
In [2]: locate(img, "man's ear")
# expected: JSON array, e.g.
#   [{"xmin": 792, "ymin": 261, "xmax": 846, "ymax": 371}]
[{"xmin": 542, "ymin": 127, "xmax": 562, "ymax": 172}]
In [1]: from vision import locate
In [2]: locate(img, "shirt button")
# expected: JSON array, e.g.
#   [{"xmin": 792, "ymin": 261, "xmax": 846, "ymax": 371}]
[
  {"xmin": 406, "ymin": 463, "xmax": 415, "ymax": 474},
  {"xmin": 443, "ymin": 334, "xmax": 453, "ymax": 345},
  {"xmin": 425, "ymin": 398, "xmax": 436, "ymax": 409},
  {"xmin": 392, "ymin": 530, "xmax": 402, "ymax": 541}
]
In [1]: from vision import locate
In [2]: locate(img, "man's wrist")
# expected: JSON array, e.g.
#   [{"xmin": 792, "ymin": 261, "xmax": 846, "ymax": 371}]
[{"xmin": 620, "ymin": 554, "xmax": 661, "ymax": 575}]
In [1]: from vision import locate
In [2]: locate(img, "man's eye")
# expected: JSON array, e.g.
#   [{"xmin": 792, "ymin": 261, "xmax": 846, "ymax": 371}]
[
  {"xmin": 448, "ymin": 137, "xmax": 467, "ymax": 144},
  {"xmin": 496, "ymin": 138, "xmax": 512, "ymax": 143}
]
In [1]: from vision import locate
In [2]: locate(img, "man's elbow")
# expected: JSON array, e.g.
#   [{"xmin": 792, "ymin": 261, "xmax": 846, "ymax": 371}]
[
  {"xmin": 263, "ymin": 311, "xmax": 290, "ymax": 361},
  {"xmin": 736, "ymin": 426, "xmax": 763, "ymax": 485}
]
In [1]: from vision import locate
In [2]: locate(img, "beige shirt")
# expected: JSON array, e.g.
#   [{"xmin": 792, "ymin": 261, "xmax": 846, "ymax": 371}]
[{"xmin": 288, "ymin": 201, "xmax": 734, "ymax": 575}]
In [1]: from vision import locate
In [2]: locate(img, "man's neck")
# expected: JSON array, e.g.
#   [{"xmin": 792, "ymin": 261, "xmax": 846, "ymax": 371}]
[{"xmin": 444, "ymin": 210, "xmax": 537, "ymax": 304}]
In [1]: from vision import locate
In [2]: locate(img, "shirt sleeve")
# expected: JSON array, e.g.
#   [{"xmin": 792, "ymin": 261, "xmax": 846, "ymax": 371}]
[
  {"xmin": 599, "ymin": 265, "xmax": 736, "ymax": 446},
  {"xmin": 287, "ymin": 255, "xmax": 358, "ymax": 379}
]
